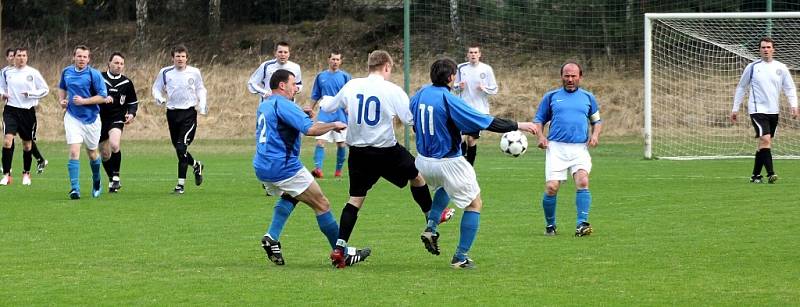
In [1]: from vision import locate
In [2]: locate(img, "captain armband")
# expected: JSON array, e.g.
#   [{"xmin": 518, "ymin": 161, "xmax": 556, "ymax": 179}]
[{"xmin": 589, "ymin": 111, "xmax": 601, "ymax": 124}]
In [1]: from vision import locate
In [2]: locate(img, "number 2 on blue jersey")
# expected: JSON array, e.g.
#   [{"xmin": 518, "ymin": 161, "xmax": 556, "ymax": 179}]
[
  {"xmin": 356, "ymin": 94, "xmax": 380, "ymax": 126},
  {"xmin": 257, "ymin": 113, "xmax": 267, "ymax": 143}
]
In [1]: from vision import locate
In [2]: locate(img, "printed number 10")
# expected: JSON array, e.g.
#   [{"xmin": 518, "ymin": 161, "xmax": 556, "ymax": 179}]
[{"xmin": 356, "ymin": 94, "xmax": 381, "ymax": 126}]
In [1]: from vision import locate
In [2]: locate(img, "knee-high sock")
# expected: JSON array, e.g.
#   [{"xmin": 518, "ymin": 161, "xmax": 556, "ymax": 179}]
[
  {"xmin": 23, "ymin": 150, "xmax": 33, "ymax": 173},
  {"xmin": 752, "ymin": 150, "xmax": 764, "ymax": 177},
  {"xmin": 466, "ymin": 145, "xmax": 477, "ymax": 165},
  {"xmin": 313, "ymin": 145, "xmax": 325, "ymax": 169},
  {"xmin": 102, "ymin": 155, "xmax": 114, "ymax": 179},
  {"xmin": 460, "ymin": 141, "xmax": 468, "ymax": 158},
  {"xmin": 2, "ymin": 147, "xmax": 13, "ymax": 174},
  {"xmin": 112, "ymin": 151, "xmax": 122, "ymax": 178},
  {"xmin": 316, "ymin": 211, "xmax": 339, "ymax": 249},
  {"xmin": 455, "ymin": 211, "xmax": 480, "ymax": 261},
  {"xmin": 576, "ymin": 189, "xmax": 591, "ymax": 226},
  {"xmin": 337, "ymin": 203, "xmax": 359, "ymax": 246},
  {"xmin": 68, "ymin": 159, "xmax": 80, "ymax": 191},
  {"xmin": 335, "ymin": 146, "xmax": 346, "ymax": 171},
  {"xmin": 410, "ymin": 184, "xmax": 432, "ymax": 218},
  {"xmin": 543, "ymin": 194, "xmax": 557, "ymax": 226},
  {"xmin": 30, "ymin": 141, "xmax": 44, "ymax": 161},
  {"xmin": 762, "ymin": 148, "xmax": 774, "ymax": 176},
  {"xmin": 266, "ymin": 197, "xmax": 297, "ymax": 240},
  {"xmin": 426, "ymin": 188, "xmax": 450, "ymax": 231},
  {"xmin": 90, "ymin": 158, "xmax": 102, "ymax": 189}
]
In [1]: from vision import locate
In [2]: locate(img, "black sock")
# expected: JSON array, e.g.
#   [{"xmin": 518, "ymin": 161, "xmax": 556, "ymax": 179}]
[
  {"xmin": 466, "ymin": 145, "xmax": 477, "ymax": 165},
  {"xmin": 102, "ymin": 156, "xmax": 114, "ymax": 179},
  {"xmin": 337, "ymin": 203, "xmax": 360, "ymax": 244},
  {"xmin": 2, "ymin": 147, "xmax": 13, "ymax": 174},
  {"xmin": 762, "ymin": 148, "xmax": 774, "ymax": 176},
  {"xmin": 23, "ymin": 150, "xmax": 32, "ymax": 173},
  {"xmin": 112, "ymin": 151, "xmax": 122, "ymax": 178},
  {"xmin": 752, "ymin": 150, "xmax": 764, "ymax": 177},
  {"xmin": 30, "ymin": 141, "xmax": 44, "ymax": 161},
  {"xmin": 410, "ymin": 184, "xmax": 432, "ymax": 217},
  {"xmin": 280, "ymin": 193, "xmax": 300, "ymax": 206},
  {"xmin": 461, "ymin": 141, "xmax": 468, "ymax": 158}
]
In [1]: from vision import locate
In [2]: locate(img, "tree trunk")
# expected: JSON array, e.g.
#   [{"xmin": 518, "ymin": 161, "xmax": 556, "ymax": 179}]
[
  {"xmin": 450, "ymin": 0, "xmax": 461, "ymax": 46},
  {"xmin": 136, "ymin": 0, "xmax": 148, "ymax": 48},
  {"xmin": 208, "ymin": 0, "xmax": 221, "ymax": 37},
  {"xmin": 0, "ymin": 0, "xmax": 3, "ymax": 51}
]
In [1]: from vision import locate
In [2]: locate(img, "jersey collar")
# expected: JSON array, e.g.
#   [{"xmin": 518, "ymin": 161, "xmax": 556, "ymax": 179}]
[{"xmin": 106, "ymin": 71, "xmax": 122, "ymax": 80}]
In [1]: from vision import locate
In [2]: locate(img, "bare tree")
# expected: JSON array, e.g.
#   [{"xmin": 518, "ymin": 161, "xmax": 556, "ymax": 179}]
[
  {"xmin": 136, "ymin": 0, "xmax": 148, "ymax": 48},
  {"xmin": 209, "ymin": 0, "xmax": 221, "ymax": 37},
  {"xmin": 450, "ymin": 0, "xmax": 462, "ymax": 46}
]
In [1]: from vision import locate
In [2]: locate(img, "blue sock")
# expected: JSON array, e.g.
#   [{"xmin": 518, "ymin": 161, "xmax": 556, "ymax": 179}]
[
  {"xmin": 455, "ymin": 211, "xmax": 480, "ymax": 261},
  {"xmin": 266, "ymin": 198, "xmax": 295, "ymax": 240},
  {"xmin": 543, "ymin": 194, "xmax": 557, "ymax": 226},
  {"xmin": 335, "ymin": 146, "xmax": 346, "ymax": 171},
  {"xmin": 576, "ymin": 189, "xmax": 591, "ymax": 227},
  {"xmin": 313, "ymin": 145, "xmax": 325, "ymax": 169},
  {"xmin": 426, "ymin": 188, "xmax": 450, "ymax": 232},
  {"xmin": 316, "ymin": 211, "xmax": 339, "ymax": 249},
  {"xmin": 68, "ymin": 159, "xmax": 80, "ymax": 192},
  {"xmin": 90, "ymin": 157, "xmax": 101, "ymax": 184}
]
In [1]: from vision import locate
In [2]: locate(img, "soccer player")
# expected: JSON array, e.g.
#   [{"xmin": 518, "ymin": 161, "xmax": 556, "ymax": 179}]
[
  {"xmin": 2, "ymin": 48, "xmax": 47, "ymax": 176},
  {"xmin": 532, "ymin": 61, "xmax": 602, "ymax": 237},
  {"xmin": 152, "ymin": 45, "xmax": 207, "ymax": 194},
  {"xmin": 320, "ymin": 50, "xmax": 453, "ymax": 268},
  {"xmin": 453, "ymin": 44, "xmax": 498, "ymax": 165},
  {"xmin": 411, "ymin": 58, "xmax": 535, "ymax": 269},
  {"xmin": 0, "ymin": 47, "xmax": 49, "ymax": 186},
  {"xmin": 308, "ymin": 51, "xmax": 351, "ymax": 179},
  {"xmin": 57, "ymin": 45, "xmax": 110, "ymax": 199},
  {"xmin": 730, "ymin": 37, "xmax": 798, "ymax": 184},
  {"xmin": 247, "ymin": 41, "xmax": 302, "ymax": 99},
  {"xmin": 256, "ymin": 69, "xmax": 369, "ymax": 267},
  {"xmin": 100, "ymin": 52, "xmax": 139, "ymax": 193}
]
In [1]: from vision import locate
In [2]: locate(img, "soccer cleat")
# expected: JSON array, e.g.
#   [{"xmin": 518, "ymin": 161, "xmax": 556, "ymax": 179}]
[
  {"xmin": 261, "ymin": 236, "xmax": 285, "ymax": 265},
  {"xmin": 109, "ymin": 180, "xmax": 121, "ymax": 193},
  {"xmin": 22, "ymin": 173, "xmax": 32, "ymax": 186},
  {"xmin": 174, "ymin": 184, "xmax": 185, "ymax": 194},
  {"xmin": 193, "ymin": 161, "xmax": 204, "ymax": 186},
  {"xmin": 768, "ymin": 174, "xmax": 778, "ymax": 184},
  {"xmin": 440, "ymin": 207, "xmax": 456, "ymax": 224},
  {"xmin": 0, "ymin": 175, "xmax": 11, "ymax": 185},
  {"xmin": 420, "ymin": 228, "xmax": 441, "ymax": 255},
  {"xmin": 575, "ymin": 222, "xmax": 593, "ymax": 237},
  {"xmin": 36, "ymin": 159, "xmax": 48, "ymax": 174},
  {"xmin": 311, "ymin": 168, "xmax": 323, "ymax": 179},
  {"xmin": 545, "ymin": 225, "xmax": 557, "ymax": 236},
  {"xmin": 750, "ymin": 175, "xmax": 763, "ymax": 183},
  {"xmin": 344, "ymin": 247, "xmax": 371, "ymax": 266},
  {"xmin": 334, "ymin": 169, "xmax": 342, "ymax": 178},
  {"xmin": 330, "ymin": 247, "xmax": 346, "ymax": 268},
  {"xmin": 450, "ymin": 256, "xmax": 475, "ymax": 269},
  {"xmin": 92, "ymin": 180, "xmax": 102, "ymax": 198},
  {"xmin": 69, "ymin": 189, "xmax": 81, "ymax": 200}
]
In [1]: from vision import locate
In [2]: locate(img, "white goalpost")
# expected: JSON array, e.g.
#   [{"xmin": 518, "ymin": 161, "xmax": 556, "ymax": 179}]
[{"xmin": 644, "ymin": 12, "xmax": 800, "ymax": 160}]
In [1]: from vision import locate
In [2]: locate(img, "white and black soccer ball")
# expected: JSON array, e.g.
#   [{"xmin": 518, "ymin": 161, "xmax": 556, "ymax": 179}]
[{"xmin": 499, "ymin": 131, "xmax": 528, "ymax": 157}]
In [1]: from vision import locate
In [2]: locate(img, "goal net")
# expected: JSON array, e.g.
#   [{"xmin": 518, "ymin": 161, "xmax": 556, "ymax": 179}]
[{"xmin": 644, "ymin": 12, "xmax": 800, "ymax": 159}]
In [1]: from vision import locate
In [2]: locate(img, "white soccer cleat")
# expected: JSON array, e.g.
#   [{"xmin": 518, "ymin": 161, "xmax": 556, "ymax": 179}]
[
  {"xmin": 0, "ymin": 175, "xmax": 11, "ymax": 186},
  {"xmin": 22, "ymin": 173, "xmax": 32, "ymax": 186}
]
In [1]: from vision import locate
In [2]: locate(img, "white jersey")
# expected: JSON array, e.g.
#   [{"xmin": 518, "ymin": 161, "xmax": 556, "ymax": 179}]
[
  {"xmin": 0, "ymin": 65, "xmax": 49, "ymax": 109},
  {"xmin": 247, "ymin": 59, "xmax": 302, "ymax": 97},
  {"xmin": 152, "ymin": 65, "xmax": 207, "ymax": 112},
  {"xmin": 320, "ymin": 74, "xmax": 412, "ymax": 148},
  {"xmin": 453, "ymin": 62, "xmax": 498, "ymax": 114},
  {"xmin": 733, "ymin": 59, "xmax": 797, "ymax": 114}
]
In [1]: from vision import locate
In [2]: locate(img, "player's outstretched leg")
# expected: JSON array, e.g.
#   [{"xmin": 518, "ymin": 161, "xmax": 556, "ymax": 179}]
[
  {"xmin": 451, "ymin": 210, "xmax": 480, "ymax": 269},
  {"xmin": 260, "ymin": 235, "xmax": 284, "ymax": 265},
  {"xmin": 421, "ymin": 188, "xmax": 449, "ymax": 255}
]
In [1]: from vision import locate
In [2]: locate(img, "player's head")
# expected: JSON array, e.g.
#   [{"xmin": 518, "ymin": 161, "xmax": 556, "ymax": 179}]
[
  {"xmin": 759, "ymin": 37, "xmax": 774, "ymax": 61},
  {"xmin": 560, "ymin": 61, "xmax": 582, "ymax": 92},
  {"xmin": 171, "ymin": 45, "xmax": 189, "ymax": 69},
  {"xmin": 275, "ymin": 42, "xmax": 291, "ymax": 64},
  {"xmin": 5, "ymin": 48, "xmax": 15, "ymax": 65},
  {"xmin": 328, "ymin": 50, "xmax": 342, "ymax": 71},
  {"xmin": 368, "ymin": 50, "xmax": 393, "ymax": 78},
  {"xmin": 430, "ymin": 58, "xmax": 457, "ymax": 87},
  {"xmin": 108, "ymin": 52, "xmax": 125, "ymax": 75},
  {"xmin": 73, "ymin": 45, "xmax": 91, "ymax": 69},
  {"xmin": 467, "ymin": 44, "xmax": 481, "ymax": 64},
  {"xmin": 270, "ymin": 69, "xmax": 297, "ymax": 100},
  {"xmin": 13, "ymin": 47, "xmax": 28, "ymax": 68}
]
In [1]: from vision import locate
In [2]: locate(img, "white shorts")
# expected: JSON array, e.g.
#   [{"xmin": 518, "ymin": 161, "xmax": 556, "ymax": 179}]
[
  {"xmin": 315, "ymin": 127, "xmax": 347, "ymax": 143},
  {"xmin": 545, "ymin": 141, "xmax": 592, "ymax": 181},
  {"xmin": 64, "ymin": 112, "xmax": 101, "ymax": 150},
  {"xmin": 262, "ymin": 167, "xmax": 314, "ymax": 197},
  {"xmin": 415, "ymin": 155, "xmax": 480, "ymax": 209}
]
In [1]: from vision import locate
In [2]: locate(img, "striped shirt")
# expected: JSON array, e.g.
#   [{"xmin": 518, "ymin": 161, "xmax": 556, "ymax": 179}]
[
  {"xmin": 152, "ymin": 65, "xmax": 207, "ymax": 112},
  {"xmin": 247, "ymin": 59, "xmax": 302, "ymax": 97},
  {"xmin": 733, "ymin": 59, "xmax": 797, "ymax": 114},
  {"xmin": 0, "ymin": 65, "xmax": 49, "ymax": 109}
]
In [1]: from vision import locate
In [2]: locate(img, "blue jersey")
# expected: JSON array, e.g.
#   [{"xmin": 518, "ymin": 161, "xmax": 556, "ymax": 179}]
[
  {"xmin": 311, "ymin": 70, "xmax": 351, "ymax": 122},
  {"xmin": 533, "ymin": 87, "xmax": 601, "ymax": 143},
  {"xmin": 410, "ymin": 84, "xmax": 494, "ymax": 158},
  {"xmin": 253, "ymin": 95, "xmax": 314, "ymax": 182},
  {"xmin": 59, "ymin": 65, "xmax": 108, "ymax": 124}
]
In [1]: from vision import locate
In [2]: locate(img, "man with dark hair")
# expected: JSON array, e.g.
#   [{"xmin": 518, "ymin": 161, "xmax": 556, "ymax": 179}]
[
  {"xmin": 57, "ymin": 45, "xmax": 110, "ymax": 199},
  {"xmin": 152, "ymin": 45, "xmax": 207, "ymax": 194},
  {"xmin": 730, "ymin": 37, "xmax": 798, "ymax": 184},
  {"xmin": 255, "ymin": 69, "xmax": 369, "ymax": 267},
  {"xmin": 411, "ymin": 58, "xmax": 535, "ymax": 268},
  {"xmin": 0, "ymin": 47, "xmax": 50, "ymax": 186},
  {"xmin": 100, "ymin": 52, "xmax": 138, "ymax": 192},
  {"xmin": 248, "ymin": 41, "xmax": 302, "ymax": 99},
  {"xmin": 453, "ymin": 44, "xmax": 498, "ymax": 166},
  {"xmin": 308, "ymin": 51, "xmax": 351, "ymax": 179}
]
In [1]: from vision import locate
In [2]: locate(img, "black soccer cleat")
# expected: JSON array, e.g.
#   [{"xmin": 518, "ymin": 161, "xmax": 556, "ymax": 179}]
[
  {"xmin": 36, "ymin": 159, "xmax": 48, "ymax": 174},
  {"xmin": 109, "ymin": 180, "xmax": 121, "ymax": 193},
  {"xmin": 193, "ymin": 161, "xmax": 204, "ymax": 186},
  {"xmin": 750, "ymin": 175, "xmax": 763, "ymax": 184},
  {"xmin": 261, "ymin": 236, "xmax": 285, "ymax": 265},
  {"xmin": 68, "ymin": 189, "xmax": 81, "ymax": 200},
  {"xmin": 767, "ymin": 174, "xmax": 778, "ymax": 184},
  {"xmin": 174, "ymin": 184, "xmax": 185, "ymax": 195},
  {"xmin": 545, "ymin": 225, "xmax": 557, "ymax": 236},
  {"xmin": 575, "ymin": 222, "xmax": 593, "ymax": 237},
  {"xmin": 345, "ymin": 247, "xmax": 372, "ymax": 266},
  {"xmin": 420, "ymin": 228, "xmax": 441, "ymax": 255},
  {"xmin": 450, "ymin": 256, "xmax": 475, "ymax": 269}
]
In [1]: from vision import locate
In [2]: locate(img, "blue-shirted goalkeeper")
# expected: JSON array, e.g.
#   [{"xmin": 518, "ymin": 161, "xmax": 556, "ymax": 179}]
[{"xmin": 533, "ymin": 61, "xmax": 603, "ymax": 237}]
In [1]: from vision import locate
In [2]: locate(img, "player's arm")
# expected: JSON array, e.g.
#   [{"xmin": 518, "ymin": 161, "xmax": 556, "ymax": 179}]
[
  {"xmin": 25, "ymin": 71, "xmax": 49, "ymax": 99},
  {"xmin": 280, "ymin": 99, "xmax": 344, "ymax": 136},
  {"xmin": 152, "ymin": 69, "xmax": 167, "ymax": 105},
  {"xmin": 125, "ymin": 81, "xmax": 139, "ymax": 122},
  {"xmin": 294, "ymin": 67, "xmax": 303, "ymax": 93},
  {"xmin": 0, "ymin": 72, "xmax": 8, "ymax": 99},
  {"xmin": 533, "ymin": 94, "xmax": 553, "ymax": 149},
  {"xmin": 587, "ymin": 97, "xmax": 602, "ymax": 147},
  {"xmin": 58, "ymin": 71, "xmax": 68, "ymax": 108},
  {"xmin": 195, "ymin": 70, "xmax": 208, "ymax": 115},
  {"xmin": 394, "ymin": 89, "xmax": 414, "ymax": 126},
  {"xmin": 481, "ymin": 66, "xmax": 498, "ymax": 95},
  {"xmin": 731, "ymin": 63, "xmax": 753, "ymax": 122},
  {"xmin": 247, "ymin": 63, "xmax": 270, "ymax": 97},
  {"xmin": 320, "ymin": 87, "xmax": 346, "ymax": 113},
  {"xmin": 780, "ymin": 65, "xmax": 798, "ymax": 118},
  {"xmin": 306, "ymin": 121, "xmax": 347, "ymax": 136},
  {"xmin": 73, "ymin": 71, "xmax": 109, "ymax": 105}
]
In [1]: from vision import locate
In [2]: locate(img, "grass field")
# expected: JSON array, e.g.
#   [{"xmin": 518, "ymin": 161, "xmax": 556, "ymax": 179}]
[{"xmin": 2, "ymin": 137, "xmax": 798, "ymax": 305}]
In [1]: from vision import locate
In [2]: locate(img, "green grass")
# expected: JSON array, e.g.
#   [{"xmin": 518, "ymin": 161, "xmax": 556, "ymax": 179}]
[{"xmin": 1, "ymin": 138, "xmax": 798, "ymax": 305}]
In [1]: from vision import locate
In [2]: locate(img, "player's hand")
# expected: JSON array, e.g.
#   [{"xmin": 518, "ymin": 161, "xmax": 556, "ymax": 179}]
[
  {"xmin": 73, "ymin": 95, "xmax": 85, "ymax": 105},
  {"xmin": 262, "ymin": 92, "xmax": 271, "ymax": 98},
  {"xmin": 478, "ymin": 84, "xmax": 485, "ymax": 91},
  {"xmin": 537, "ymin": 136, "xmax": 548, "ymax": 150},
  {"xmin": 729, "ymin": 111, "xmax": 738, "ymax": 123},
  {"xmin": 21, "ymin": 92, "xmax": 28, "ymax": 98},
  {"xmin": 124, "ymin": 114, "xmax": 135, "ymax": 124},
  {"xmin": 332, "ymin": 121, "xmax": 347, "ymax": 132},
  {"xmin": 459, "ymin": 81, "xmax": 466, "ymax": 90},
  {"xmin": 59, "ymin": 99, "xmax": 68, "ymax": 109},
  {"xmin": 791, "ymin": 107, "xmax": 798, "ymax": 119},
  {"xmin": 1, "ymin": 93, "xmax": 8, "ymax": 100},
  {"xmin": 155, "ymin": 98, "xmax": 165, "ymax": 106},
  {"xmin": 105, "ymin": 96, "xmax": 114, "ymax": 104},
  {"xmin": 516, "ymin": 122, "xmax": 536, "ymax": 134},
  {"xmin": 303, "ymin": 105, "xmax": 314, "ymax": 118},
  {"xmin": 198, "ymin": 105, "xmax": 208, "ymax": 115},
  {"xmin": 588, "ymin": 135, "xmax": 599, "ymax": 148}
]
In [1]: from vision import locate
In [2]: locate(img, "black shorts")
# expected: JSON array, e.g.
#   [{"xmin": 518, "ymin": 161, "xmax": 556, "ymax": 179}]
[
  {"xmin": 348, "ymin": 144, "xmax": 419, "ymax": 197},
  {"xmin": 166, "ymin": 108, "xmax": 197, "ymax": 146},
  {"xmin": 100, "ymin": 114, "xmax": 126, "ymax": 142},
  {"xmin": 750, "ymin": 113, "xmax": 779, "ymax": 138},
  {"xmin": 2, "ymin": 105, "xmax": 37, "ymax": 141}
]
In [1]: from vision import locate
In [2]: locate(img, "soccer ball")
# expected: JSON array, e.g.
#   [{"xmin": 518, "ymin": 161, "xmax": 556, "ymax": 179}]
[{"xmin": 499, "ymin": 131, "xmax": 528, "ymax": 157}]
